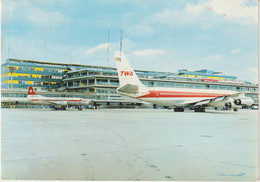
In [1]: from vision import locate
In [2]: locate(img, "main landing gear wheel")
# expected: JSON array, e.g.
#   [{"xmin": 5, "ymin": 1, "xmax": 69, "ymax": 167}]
[
  {"xmin": 194, "ymin": 107, "xmax": 205, "ymax": 112},
  {"xmin": 174, "ymin": 107, "xmax": 184, "ymax": 112},
  {"xmin": 78, "ymin": 105, "xmax": 83, "ymax": 111}
]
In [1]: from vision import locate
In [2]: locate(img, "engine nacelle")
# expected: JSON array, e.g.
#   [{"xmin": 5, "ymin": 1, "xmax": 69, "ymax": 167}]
[
  {"xmin": 234, "ymin": 97, "xmax": 254, "ymax": 106},
  {"xmin": 225, "ymin": 102, "xmax": 232, "ymax": 108},
  {"xmin": 225, "ymin": 102, "xmax": 242, "ymax": 110}
]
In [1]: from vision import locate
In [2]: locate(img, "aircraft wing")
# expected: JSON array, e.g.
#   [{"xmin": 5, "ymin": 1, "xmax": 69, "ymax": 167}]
[{"xmin": 184, "ymin": 92, "xmax": 242, "ymax": 107}]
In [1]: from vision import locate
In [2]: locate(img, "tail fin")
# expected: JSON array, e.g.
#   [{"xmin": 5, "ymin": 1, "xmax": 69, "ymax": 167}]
[
  {"xmin": 28, "ymin": 86, "xmax": 37, "ymax": 95},
  {"xmin": 114, "ymin": 51, "xmax": 149, "ymax": 94},
  {"xmin": 27, "ymin": 87, "xmax": 43, "ymax": 98}
]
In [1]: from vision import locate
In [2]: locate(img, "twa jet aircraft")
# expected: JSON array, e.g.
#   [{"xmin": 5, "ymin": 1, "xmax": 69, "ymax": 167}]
[
  {"xmin": 27, "ymin": 87, "xmax": 89, "ymax": 110},
  {"xmin": 114, "ymin": 51, "xmax": 254, "ymax": 112}
]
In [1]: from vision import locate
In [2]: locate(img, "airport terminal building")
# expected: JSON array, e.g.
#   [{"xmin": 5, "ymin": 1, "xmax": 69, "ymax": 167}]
[{"xmin": 1, "ymin": 58, "xmax": 259, "ymax": 108}]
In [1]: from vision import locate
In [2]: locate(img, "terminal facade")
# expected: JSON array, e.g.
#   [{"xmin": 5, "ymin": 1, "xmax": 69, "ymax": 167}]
[{"xmin": 1, "ymin": 58, "xmax": 259, "ymax": 107}]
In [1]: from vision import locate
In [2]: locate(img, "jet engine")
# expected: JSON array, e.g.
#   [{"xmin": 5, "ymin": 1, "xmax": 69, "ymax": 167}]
[
  {"xmin": 234, "ymin": 97, "xmax": 254, "ymax": 106},
  {"xmin": 225, "ymin": 102, "xmax": 232, "ymax": 108},
  {"xmin": 225, "ymin": 102, "xmax": 241, "ymax": 111}
]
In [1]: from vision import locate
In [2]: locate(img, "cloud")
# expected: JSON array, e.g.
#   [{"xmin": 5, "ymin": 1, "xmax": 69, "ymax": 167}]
[
  {"xmin": 128, "ymin": 0, "xmax": 258, "ymax": 36},
  {"xmin": 2, "ymin": 0, "xmax": 71, "ymax": 26},
  {"xmin": 127, "ymin": 23, "xmax": 155, "ymax": 36},
  {"xmin": 127, "ymin": 2, "xmax": 213, "ymax": 36},
  {"xmin": 230, "ymin": 48, "xmax": 242, "ymax": 54},
  {"xmin": 131, "ymin": 6, "xmax": 203, "ymax": 30},
  {"xmin": 84, "ymin": 43, "xmax": 108, "ymax": 55},
  {"xmin": 186, "ymin": 0, "xmax": 258, "ymax": 25},
  {"xmin": 84, "ymin": 38, "xmax": 136, "ymax": 56},
  {"xmin": 133, "ymin": 49, "xmax": 165, "ymax": 56},
  {"xmin": 28, "ymin": 8, "xmax": 71, "ymax": 26},
  {"xmin": 206, "ymin": 0, "xmax": 258, "ymax": 24}
]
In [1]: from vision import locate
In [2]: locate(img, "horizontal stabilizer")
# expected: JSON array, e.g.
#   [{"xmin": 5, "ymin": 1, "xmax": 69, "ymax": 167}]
[{"xmin": 117, "ymin": 84, "xmax": 139, "ymax": 93}]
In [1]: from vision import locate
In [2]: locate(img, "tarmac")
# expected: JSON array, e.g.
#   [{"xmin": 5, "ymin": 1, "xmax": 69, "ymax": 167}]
[{"xmin": 1, "ymin": 108, "xmax": 258, "ymax": 181}]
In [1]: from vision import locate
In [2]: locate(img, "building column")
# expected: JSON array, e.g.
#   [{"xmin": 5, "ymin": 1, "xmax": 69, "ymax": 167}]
[
  {"xmin": 94, "ymin": 78, "xmax": 97, "ymax": 85},
  {"xmin": 108, "ymin": 87, "xmax": 110, "ymax": 100},
  {"xmin": 108, "ymin": 79, "xmax": 110, "ymax": 85}
]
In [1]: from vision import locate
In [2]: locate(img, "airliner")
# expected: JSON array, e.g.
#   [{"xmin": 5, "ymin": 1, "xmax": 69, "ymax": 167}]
[
  {"xmin": 27, "ymin": 87, "xmax": 89, "ymax": 110},
  {"xmin": 114, "ymin": 51, "xmax": 254, "ymax": 112}
]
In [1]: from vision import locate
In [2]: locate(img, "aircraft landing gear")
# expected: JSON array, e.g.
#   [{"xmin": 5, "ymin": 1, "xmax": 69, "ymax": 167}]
[
  {"xmin": 233, "ymin": 108, "xmax": 238, "ymax": 112},
  {"xmin": 78, "ymin": 105, "xmax": 83, "ymax": 111},
  {"xmin": 61, "ymin": 106, "xmax": 66, "ymax": 110},
  {"xmin": 194, "ymin": 107, "xmax": 205, "ymax": 112},
  {"xmin": 174, "ymin": 107, "xmax": 184, "ymax": 112}
]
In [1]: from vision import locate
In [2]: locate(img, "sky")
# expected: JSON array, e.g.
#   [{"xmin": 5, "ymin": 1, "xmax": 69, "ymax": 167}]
[{"xmin": 1, "ymin": 0, "xmax": 258, "ymax": 83}]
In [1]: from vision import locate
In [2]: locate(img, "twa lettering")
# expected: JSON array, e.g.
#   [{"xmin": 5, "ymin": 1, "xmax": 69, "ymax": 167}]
[{"xmin": 121, "ymin": 71, "xmax": 133, "ymax": 76}]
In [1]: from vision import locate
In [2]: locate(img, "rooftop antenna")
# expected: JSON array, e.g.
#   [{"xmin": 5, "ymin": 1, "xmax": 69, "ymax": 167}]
[
  {"xmin": 120, "ymin": 29, "xmax": 122, "ymax": 56},
  {"xmin": 44, "ymin": 28, "xmax": 47, "ymax": 60},
  {"xmin": 107, "ymin": 29, "xmax": 110, "ymax": 61}
]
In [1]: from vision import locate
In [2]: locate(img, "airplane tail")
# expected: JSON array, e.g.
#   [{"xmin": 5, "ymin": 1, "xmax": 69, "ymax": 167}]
[
  {"xmin": 114, "ymin": 51, "xmax": 149, "ymax": 95},
  {"xmin": 27, "ymin": 87, "xmax": 43, "ymax": 98}
]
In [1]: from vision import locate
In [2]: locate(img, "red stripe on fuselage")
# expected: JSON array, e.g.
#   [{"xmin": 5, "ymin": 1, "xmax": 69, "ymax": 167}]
[
  {"xmin": 28, "ymin": 99, "xmax": 85, "ymax": 102},
  {"xmin": 137, "ymin": 90, "xmax": 228, "ymax": 98}
]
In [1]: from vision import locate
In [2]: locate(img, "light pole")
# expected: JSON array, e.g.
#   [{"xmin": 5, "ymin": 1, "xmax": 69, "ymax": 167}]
[{"xmin": 8, "ymin": 66, "xmax": 16, "ymax": 90}]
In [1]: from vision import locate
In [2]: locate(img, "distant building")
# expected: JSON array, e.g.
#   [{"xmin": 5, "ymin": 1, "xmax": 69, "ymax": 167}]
[
  {"xmin": 178, "ymin": 69, "xmax": 237, "ymax": 80},
  {"xmin": 1, "ymin": 58, "xmax": 71, "ymax": 90}
]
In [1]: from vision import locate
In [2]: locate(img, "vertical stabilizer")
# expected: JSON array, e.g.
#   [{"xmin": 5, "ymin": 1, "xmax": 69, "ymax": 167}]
[
  {"xmin": 114, "ymin": 51, "xmax": 149, "ymax": 94},
  {"xmin": 28, "ymin": 87, "xmax": 37, "ymax": 95},
  {"xmin": 27, "ymin": 87, "xmax": 43, "ymax": 98}
]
